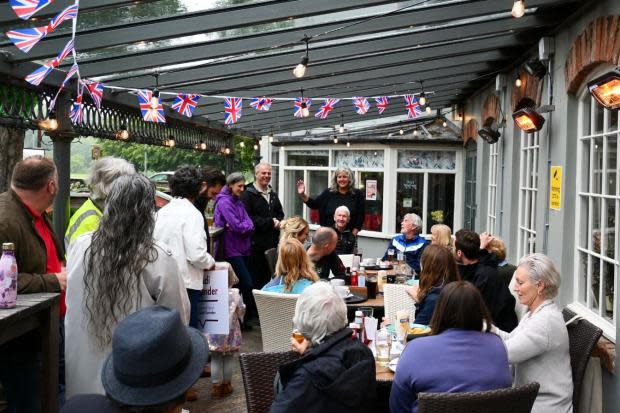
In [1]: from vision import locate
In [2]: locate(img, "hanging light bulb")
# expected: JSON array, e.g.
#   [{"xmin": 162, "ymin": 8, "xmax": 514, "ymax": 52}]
[
  {"xmin": 200, "ymin": 141, "xmax": 207, "ymax": 150},
  {"xmin": 419, "ymin": 93, "xmax": 426, "ymax": 106},
  {"xmin": 253, "ymin": 143, "xmax": 259, "ymax": 150},
  {"xmin": 116, "ymin": 123, "xmax": 129, "ymax": 140},
  {"xmin": 224, "ymin": 146, "xmax": 231, "ymax": 155},
  {"xmin": 426, "ymin": 106, "xmax": 432, "ymax": 114},
  {"xmin": 442, "ymin": 120, "xmax": 447, "ymax": 128},
  {"xmin": 150, "ymin": 88, "xmax": 160, "ymax": 109},
  {"xmin": 511, "ymin": 0, "xmax": 525, "ymax": 18},
  {"xmin": 515, "ymin": 76, "xmax": 523, "ymax": 88},
  {"xmin": 167, "ymin": 136, "xmax": 176, "ymax": 147},
  {"xmin": 333, "ymin": 136, "xmax": 338, "ymax": 144},
  {"xmin": 339, "ymin": 114, "xmax": 345, "ymax": 133},
  {"xmin": 239, "ymin": 141, "xmax": 245, "ymax": 148},
  {"xmin": 293, "ymin": 36, "xmax": 310, "ymax": 78},
  {"xmin": 346, "ymin": 141, "xmax": 351, "ymax": 147},
  {"xmin": 413, "ymin": 129, "xmax": 418, "ymax": 137},
  {"xmin": 269, "ymin": 135, "xmax": 274, "ymax": 143},
  {"xmin": 399, "ymin": 128, "xmax": 404, "ymax": 135},
  {"xmin": 39, "ymin": 111, "xmax": 58, "ymax": 131}
]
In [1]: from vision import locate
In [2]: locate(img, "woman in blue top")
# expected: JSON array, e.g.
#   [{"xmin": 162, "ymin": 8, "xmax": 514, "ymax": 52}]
[
  {"xmin": 262, "ymin": 238, "xmax": 319, "ymax": 294},
  {"xmin": 390, "ymin": 281, "xmax": 512, "ymax": 413},
  {"xmin": 406, "ymin": 244, "xmax": 460, "ymax": 325}
]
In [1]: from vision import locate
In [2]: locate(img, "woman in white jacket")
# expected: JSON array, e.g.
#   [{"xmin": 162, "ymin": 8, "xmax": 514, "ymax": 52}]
[{"xmin": 494, "ymin": 253, "xmax": 573, "ymax": 413}]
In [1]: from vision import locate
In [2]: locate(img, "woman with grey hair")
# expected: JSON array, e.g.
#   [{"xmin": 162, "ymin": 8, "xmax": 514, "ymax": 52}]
[
  {"xmin": 296, "ymin": 167, "xmax": 365, "ymax": 236},
  {"xmin": 333, "ymin": 205, "xmax": 356, "ymax": 254},
  {"xmin": 65, "ymin": 156, "xmax": 135, "ymax": 247},
  {"xmin": 214, "ymin": 172, "xmax": 255, "ymax": 323},
  {"xmin": 269, "ymin": 282, "xmax": 376, "ymax": 413},
  {"xmin": 493, "ymin": 253, "xmax": 573, "ymax": 413},
  {"xmin": 65, "ymin": 174, "xmax": 189, "ymax": 398}
]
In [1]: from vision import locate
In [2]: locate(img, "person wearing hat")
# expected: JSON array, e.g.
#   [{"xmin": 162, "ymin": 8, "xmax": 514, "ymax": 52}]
[{"xmin": 60, "ymin": 306, "xmax": 208, "ymax": 413}]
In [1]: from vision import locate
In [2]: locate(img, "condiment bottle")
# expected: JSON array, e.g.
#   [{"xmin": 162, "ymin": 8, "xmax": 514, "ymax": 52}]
[
  {"xmin": 0, "ymin": 243, "xmax": 18, "ymax": 309},
  {"xmin": 350, "ymin": 268, "xmax": 358, "ymax": 287}
]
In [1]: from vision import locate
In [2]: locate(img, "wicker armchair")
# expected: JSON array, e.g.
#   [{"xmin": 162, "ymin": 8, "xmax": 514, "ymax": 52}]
[
  {"xmin": 383, "ymin": 284, "xmax": 416, "ymax": 324},
  {"xmin": 562, "ymin": 308, "xmax": 603, "ymax": 410},
  {"xmin": 264, "ymin": 247, "xmax": 277, "ymax": 278},
  {"xmin": 418, "ymin": 382, "xmax": 540, "ymax": 413},
  {"xmin": 253, "ymin": 289, "xmax": 299, "ymax": 351},
  {"xmin": 239, "ymin": 351, "xmax": 300, "ymax": 413}
]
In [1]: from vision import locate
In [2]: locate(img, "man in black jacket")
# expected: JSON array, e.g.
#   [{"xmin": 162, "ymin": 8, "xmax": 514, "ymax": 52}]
[
  {"xmin": 240, "ymin": 162, "xmax": 284, "ymax": 289},
  {"xmin": 454, "ymin": 229, "xmax": 518, "ymax": 332}
]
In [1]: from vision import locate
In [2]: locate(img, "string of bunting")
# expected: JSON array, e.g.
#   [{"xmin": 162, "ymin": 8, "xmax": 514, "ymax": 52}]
[{"xmin": 7, "ymin": 0, "xmax": 433, "ymax": 127}]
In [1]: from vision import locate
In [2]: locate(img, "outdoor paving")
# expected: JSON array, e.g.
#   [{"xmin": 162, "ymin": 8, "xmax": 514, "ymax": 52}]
[{"xmin": 183, "ymin": 326, "xmax": 263, "ymax": 413}]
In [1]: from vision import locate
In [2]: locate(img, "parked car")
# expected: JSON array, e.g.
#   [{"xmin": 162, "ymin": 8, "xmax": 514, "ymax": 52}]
[{"xmin": 149, "ymin": 172, "xmax": 174, "ymax": 194}]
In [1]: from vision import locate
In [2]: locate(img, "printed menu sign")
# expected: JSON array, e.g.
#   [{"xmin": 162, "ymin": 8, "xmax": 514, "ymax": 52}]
[{"xmin": 197, "ymin": 268, "xmax": 229, "ymax": 335}]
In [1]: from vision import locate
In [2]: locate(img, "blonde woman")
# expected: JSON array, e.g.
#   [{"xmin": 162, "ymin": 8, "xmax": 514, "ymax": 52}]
[
  {"xmin": 280, "ymin": 215, "xmax": 310, "ymax": 244},
  {"xmin": 431, "ymin": 224, "xmax": 453, "ymax": 251},
  {"xmin": 262, "ymin": 238, "xmax": 319, "ymax": 294}
]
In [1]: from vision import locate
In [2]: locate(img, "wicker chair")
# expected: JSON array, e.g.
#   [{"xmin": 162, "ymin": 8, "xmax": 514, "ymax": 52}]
[
  {"xmin": 239, "ymin": 351, "xmax": 300, "ymax": 413},
  {"xmin": 383, "ymin": 283, "xmax": 416, "ymax": 324},
  {"xmin": 264, "ymin": 247, "xmax": 278, "ymax": 278},
  {"xmin": 418, "ymin": 382, "xmax": 540, "ymax": 413},
  {"xmin": 562, "ymin": 308, "xmax": 603, "ymax": 410},
  {"xmin": 253, "ymin": 289, "xmax": 299, "ymax": 351}
]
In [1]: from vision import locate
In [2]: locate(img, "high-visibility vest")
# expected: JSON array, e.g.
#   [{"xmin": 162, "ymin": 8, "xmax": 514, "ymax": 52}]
[{"xmin": 65, "ymin": 199, "xmax": 102, "ymax": 248}]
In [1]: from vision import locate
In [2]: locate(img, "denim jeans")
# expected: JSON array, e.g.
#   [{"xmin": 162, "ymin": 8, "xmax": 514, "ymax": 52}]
[
  {"xmin": 227, "ymin": 256, "xmax": 256, "ymax": 319},
  {"xmin": 187, "ymin": 288, "xmax": 202, "ymax": 329}
]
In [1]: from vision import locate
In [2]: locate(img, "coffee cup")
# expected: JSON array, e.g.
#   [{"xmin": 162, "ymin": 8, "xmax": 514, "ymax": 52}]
[
  {"xmin": 335, "ymin": 286, "xmax": 350, "ymax": 298},
  {"xmin": 330, "ymin": 279, "xmax": 345, "ymax": 287},
  {"xmin": 362, "ymin": 258, "xmax": 374, "ymax": 266}
]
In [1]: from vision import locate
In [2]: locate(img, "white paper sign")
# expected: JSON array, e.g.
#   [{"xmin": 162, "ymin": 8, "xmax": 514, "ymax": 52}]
[
  {"xmin": 197, "ymin": 269, "xmax": 229, "ymax": 335},
  {"xmin": 403, "ymin": 198, "xmax": 412, "ymax": 208}
]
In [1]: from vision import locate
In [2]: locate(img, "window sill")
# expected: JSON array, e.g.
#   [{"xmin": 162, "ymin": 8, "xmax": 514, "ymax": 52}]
[{"xmin": 567, "ymin": 302, "xmax": 615, "ymax": 342}]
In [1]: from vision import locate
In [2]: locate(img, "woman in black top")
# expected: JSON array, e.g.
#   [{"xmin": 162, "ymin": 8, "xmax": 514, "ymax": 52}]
[{"xmin": 296, "ymin": 167, "xmax": 365, "ymax": 236}]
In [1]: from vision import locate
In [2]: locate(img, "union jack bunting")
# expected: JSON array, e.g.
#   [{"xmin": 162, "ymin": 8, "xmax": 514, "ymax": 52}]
[
  {"xmin": 223, "ymin": 97, "xmax": 242, "ymax": 125},
  {"xmin": 404, "ymin": 94, "xmax": 422, "ymax": 119},
  {"xmin": 315, "ymin": 98, "xmax": 340, "ymax": 119},
  {"xmin": 47, "ymin": 4, "xmax": 78, "ymax": 31},
  {"xmin": 69, "ymin": 84, "xmax": 84, "ymax": 124},
  {"xmin": 375, "ymin": 96, "xmax": 390, "ymax": 114},
  {"xmin": 171, "ymin": 93, "xmax": 200, "ymax": 118},
  {"xmin": 83, "ymin": 80, "xmax": 104, "ymax": 109},
  {"xmin": 25, "ymin": 38, "xmax": 74, "ymax": 86},
  {"xmin": 9, "ymin": 0, "xmax": 54, "ymax": 20},
  {"xmin": 353, "ymin": 97, "xmax": 370, "ymax": 115},
  {"xmin": 48, "ymin": 63, "xmax": 79, "ymax": 112},
  {"xmin": 250, "ymin": 97, "xmax": 272, "ymax": 112},
  {"xmin": 137, "ymin": 90, "xmax": 166, "ymax": 123},
  {"xmin": 293, "ymin": 97, "xmax": 312, "ymax": 118},
  {"xmin": 6, "ymin": 26, "xmax": 48, "ymax": 53}
]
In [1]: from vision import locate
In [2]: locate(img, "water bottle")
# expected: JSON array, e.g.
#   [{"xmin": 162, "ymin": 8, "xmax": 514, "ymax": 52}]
[{"xmin": 0, "ymin": 243, "xmax": 18, "ymax": 309}]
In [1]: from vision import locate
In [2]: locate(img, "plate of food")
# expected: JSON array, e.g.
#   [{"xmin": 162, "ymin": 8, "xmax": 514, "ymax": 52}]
[
  {"xmin": 388, "ymin": 357, "xmax": 399, "ymax": 373},
  {"xmin": 408, "ymin": 323, "xmax": 431, "ymax": 336}
]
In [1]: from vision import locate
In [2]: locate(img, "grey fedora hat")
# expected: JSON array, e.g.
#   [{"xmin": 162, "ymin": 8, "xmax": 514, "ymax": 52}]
[{"xmin": 101, "ymin": 306, "xmax": 208, "ymax": 406}]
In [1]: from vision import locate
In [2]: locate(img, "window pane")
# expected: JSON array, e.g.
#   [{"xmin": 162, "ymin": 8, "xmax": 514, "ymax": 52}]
[
  {"xmin": 307, "ymin": 170, "xmax": 329, "ymax": 225},
  {"xmin": 334, "ymin": 150, "xmax": 384, "ymax": 168},
  {"xmin": 578, "ymin": 196, "xmax": 589, "ymax": 249},
  {"xmin": 285, "ymin": 170, "xmax": 304, "ymax": 217},
  {"xmin": 582, "ymin": 94, "xmax": 592, "ymax": 136},
  {"xmin": 578, "ymin": 251, "xmax": 588, "ymax": 304},
  {"xmin": 579, "ymin": 139, "xmax": 590, "ymax": 193},
  {"xmin": 396, "ymin": 173, "xmax": 424, "ymax": 232},
  {"xmin": 594, "ymin": 100, "xmax": 605, "ymax": 135},
  {"xmin": 428, "ymin": 174, "xmax": 455, "ymax": 233},
  {"xmin": 608, "ymin": 107, "xmax": 618, "ymax": 133},
  {"xmin": 590, "ymin": 197, "xmax": 602, "ymax": 251},
  {"xmin": 607, "ymin": 135, "xmax": 617, "ymax": 196},
  {"xmin": 271, "ymin": 146, "xmax": 280, "ymax": 165},
  {"xmin": 287, "ymin": 150, "xmax": 328, "ymax": 166},
  {"xmin": 603, "ymin": 261, "xmax": 615, "ymax": 321},
  {"xmin": 398, "ymin": 150, "xmax": 456, "ymax": 170},
  {"xmin": 360, "ymin": 172, "xmax": 383, "ymax": 232},
  {"xmin": 605, "ymin": 199, "xmax": 616, "ymax": 260},
  {"xmin": 591, "ymin": 253, "xmax": 601, "ymax": 313},
  {"xmin": 592, "ymin": 138, "xmax": 604, "ymax": 194},
  {"xmin": 271, "ymin": 166, "xmax": 279, "ymax": 193}
]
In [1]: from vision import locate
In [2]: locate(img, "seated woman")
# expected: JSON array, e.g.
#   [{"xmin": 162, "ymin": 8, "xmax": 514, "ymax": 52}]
[
  {"xmin": 493, "ymin": 253, "xmax": 572, "ymax": 413},
  {"xmin": 390, "ymin": 281, "xmax": 511, "ymax": 413},
  {"xmin": 430, "ymin": 223, "xmax": 452, "ymax": 252},
  {"xmin": 280, "ymin": 215, "xmax": 310, "ymax": 244},
  {"xmin": 333, "ymin": 205, "xmax": 356, "ymax": 254},
  {"xmin": 269, "ymin": 282, "xmax": 376, "ymax": 413},
  {"xmin": 406, "ymin": 244, "xmax": 460, "ymax": 325},
  {"xmin": 262, "ymin": 238, "xmax": 319, "ymax": 294}
]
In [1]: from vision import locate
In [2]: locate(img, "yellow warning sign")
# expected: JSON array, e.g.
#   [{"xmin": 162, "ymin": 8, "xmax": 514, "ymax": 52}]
[{"xmin": 550, "ymin": 166, "xmax": 562, "ymax": 210}]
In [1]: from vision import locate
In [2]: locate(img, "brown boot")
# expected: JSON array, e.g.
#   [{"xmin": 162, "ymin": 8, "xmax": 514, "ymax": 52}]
[
  {"xmin": 201, "ymin": 364, "xmax": 211, "ymax": 378},
  {"xmin": 186, "ymin": 387, "xmax": 198, "ymax": 402},
  {"xmin": 221, "ymin": 381, "xmax": 234, "ymax": 396},
  {"xmin": 211, "ymin": 383, "xmax": 224, "ymax": 398}
]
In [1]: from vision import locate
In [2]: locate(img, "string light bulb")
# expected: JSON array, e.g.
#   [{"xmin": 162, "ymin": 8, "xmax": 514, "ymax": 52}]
[
  {"xmin": 165, "ymin": 136, "xmax": 175, "ymax": 147},
  {"xmin": 150, "ymin": 89, "xmax": 160, "ymax": 109},
  {"xmin": 339, "ymin": 114, "xmax": 345, "ymax": 133},
  {"xmin": 253, "ymin": 143, "xmax": 259, "ymax": 150},
  {"xmin": 418, "ymin": 80, "xmax": 427, "ymax": 106},
  {"xmin": 426, "ymin": 106, "xmax": 432, "ymax": 114},
  {"xmin": 442, "ymin": 120, "xmax": 447, "ymax": 128},
  {"xmin": 39, "ymin": 111, "xmax": 58, "ymax": 131},
  {"xmin": 511, "ymin": 0, "xmax": 525, "ymax": 18},
  {"xmin": 116, "ymin": 123, "xmax": 129, "ymax": 140},
  {"xmin": 300, "ymin": 102, "xmax": 310, "ymax": 118},
  {"xmin": 413, "ymin": 129, "xmax": 418, "ymax": 137},
  {"xmin": 293, "ymin": 36, "xmax": 310, "ymax": 78},
  {"xmin": 399, "ymin": 128, "xmax": 404, "ymax": 135},
  {"xmin": 346, "ymin": 141, "xmax": 351, "ymax": 147},
  {"xmin": 224, "ymin": 146, "xmax": 231, "ymax": 155},
  {"xmin": 515, "ymin": 76, "xmax": 522, "ymax": 87},
  {"xmin": 333, "ymin": 136, "xmax": 338, "ymax": 144}
]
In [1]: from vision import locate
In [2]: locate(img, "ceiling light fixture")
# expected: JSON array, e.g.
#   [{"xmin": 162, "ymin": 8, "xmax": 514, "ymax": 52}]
[
  {"xmin": 511, "ymin": 0, "xmax": 525, "ymax": 18},
  {"xmin": 293, "ymin": 35, "xmax": 310, "ymax": 78},
  {"xmin": 588, "ymin": 68, "xmax": 620, "ymax": 110}
]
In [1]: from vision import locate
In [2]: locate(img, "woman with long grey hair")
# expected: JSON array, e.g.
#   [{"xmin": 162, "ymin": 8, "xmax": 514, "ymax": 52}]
[
  {"xmin": 64, "ymin": 174, "xmax": 189, "ymax": 399},
  {"xmin": 296, "ymin": 166, "xmax": 365, "ymax": 235}
]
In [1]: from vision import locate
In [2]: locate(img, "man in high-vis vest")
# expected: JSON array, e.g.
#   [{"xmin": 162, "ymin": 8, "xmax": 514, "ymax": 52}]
[{"xmin": 65, "ymin": 157, "xmax": 135, "ymax": 248}]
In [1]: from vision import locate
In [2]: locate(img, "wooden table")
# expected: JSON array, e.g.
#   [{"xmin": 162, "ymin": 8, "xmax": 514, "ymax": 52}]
[
  {"xmin": 0, "ymin": 293, "xmax": 60, "ymax": 413},
  {"xmin": 375, "ymin": 361, "xmax": 394, "ymax": 413}
]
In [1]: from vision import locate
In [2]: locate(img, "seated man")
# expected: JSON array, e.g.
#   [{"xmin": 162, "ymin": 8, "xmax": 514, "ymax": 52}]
[
  {"xmin": 307, "ymin": 227, "xmax": 346, "ymax": 280},
  {"xmin": 333, "ymin": 205, "xmax": 357, "ymax": 254},
  {"xmin": 383, "ymin": 213, "xmax": 428, "ymax": 274},
  {"xmin": 60, "ymin": 306, "xmax": 208, "ymax": 413}
]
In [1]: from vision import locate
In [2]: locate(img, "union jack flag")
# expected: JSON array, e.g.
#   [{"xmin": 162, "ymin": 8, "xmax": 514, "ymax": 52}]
[
  {"xmin": 48, "ymin": 62, "xmax": 79, "ymax": 112},
  {"xmin": 250, "ymin": 97, "xmax": 272, "ymax": 112},
  {"xmin": 25, "ymin": 38, "xmax": 73, "ymax": 86},
  {"xmin": 9, "ymin": 0, "xmax": 54, "ymax": 20},
  {"xmin": 353, "ymin": 97, "xmax": 370, "ymax": 115},
  {"xmin": 171, "ymin": 93, "xmax": 200, "ymax": 118},
  {"xmin": 315, "ymin": 98, "xmax": 340, "ymax": 119},
  {"xmin": 137, "ymin": 90, "xmax": 166, "ymax": 123},
  {"xmin": 47, "ymin": 4, "xmax": 78, "ymax": 31},
  {"xmin": 404, "ymin": 94, "xmax": 422, "ymax": 119},
  {"xmin": 223, "ymin": 97, "xmax": 242, "ymax": 125},
  {"xmin": 293, "ymin": 97, "xmax": 312, "ymax": 118},
  {"xmin": 7, "ymin": 4, "xmax": 78, "ymax": 53},
  {"xmin": 83, "ymin": 80, "xmax": 104, "ymax": 109},
  {"xmin": 375, "ymin": 96, "xmax": 390, "ymax": 114},
  {"xmin": 69, "ymin": 84, "xmax": 84, "ymax": 124}
]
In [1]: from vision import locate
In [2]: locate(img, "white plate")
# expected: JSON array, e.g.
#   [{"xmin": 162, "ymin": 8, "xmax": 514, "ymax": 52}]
[{"xmin": 388, "ymin": 358, "xmax": 399, "ymax": 373}]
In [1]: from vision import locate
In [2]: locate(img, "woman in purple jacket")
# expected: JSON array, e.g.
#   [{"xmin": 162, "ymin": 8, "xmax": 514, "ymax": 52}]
[{"xmin": 215, "ymin": 172, "xmax": 255, "ymax": 319}]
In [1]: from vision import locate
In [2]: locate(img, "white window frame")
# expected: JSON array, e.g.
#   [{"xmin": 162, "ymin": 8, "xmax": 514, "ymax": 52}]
[
  {"xmin": 571, "ymin": 70, "xmax": 619, "ymax": 340},
  {"xmin": 517, "ymin": 130, "xmax": 540, "ymax": 258},
  {"xmin": 486, "ymin": 139, "xmax": 501, "ymax": 234}
]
